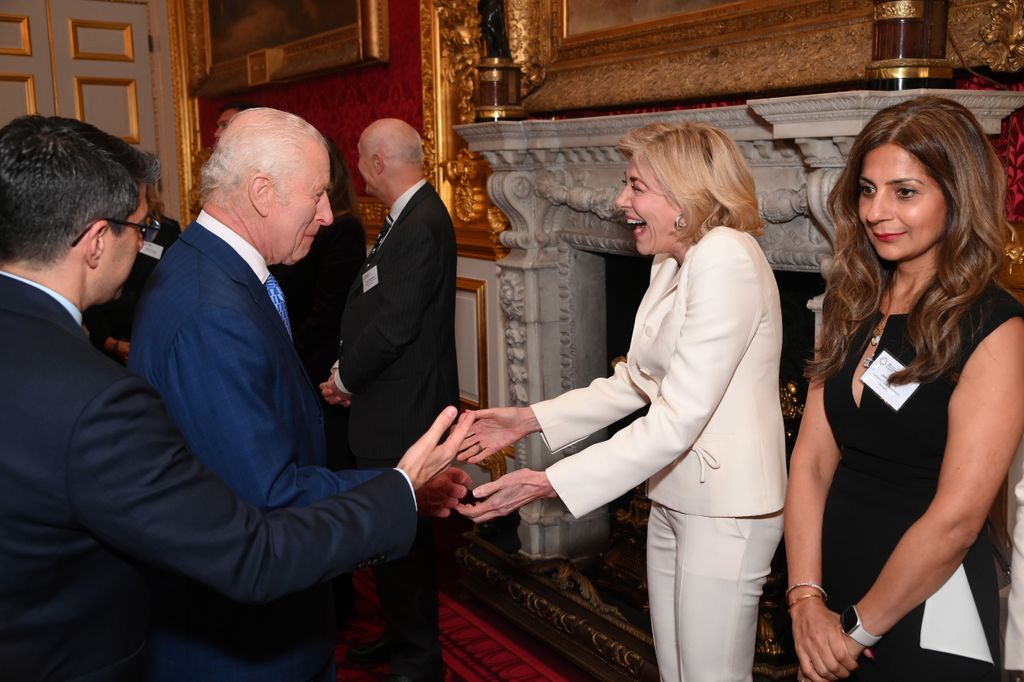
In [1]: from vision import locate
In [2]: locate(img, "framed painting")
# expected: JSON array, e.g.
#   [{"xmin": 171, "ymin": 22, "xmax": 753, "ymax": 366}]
[
  {"xmin": 519, "ymin": 0, "xmax": 1004, "ymax": 112},
  {"xmin": 181, "ymin": 0, "xmax": 388, "ymax": 97}
]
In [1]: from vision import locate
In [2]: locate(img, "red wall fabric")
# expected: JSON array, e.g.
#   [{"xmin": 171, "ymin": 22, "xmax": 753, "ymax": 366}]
[
  {"xmin": 198, "ymin": 0, "xmax": 423, "ymax": 194},
  {"xmin": 960, "ymin": 75, "xmax": 1024, "ymax": 221}
]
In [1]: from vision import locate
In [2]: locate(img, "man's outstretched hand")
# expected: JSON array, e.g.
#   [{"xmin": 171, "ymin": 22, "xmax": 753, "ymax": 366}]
[
  {"xmin": 416, "ymin": 467, "xmax": 472, "ymax": 518},
  {"xmin": 397, "ymin": 406, "xmax": 475, "ymax": 490}
]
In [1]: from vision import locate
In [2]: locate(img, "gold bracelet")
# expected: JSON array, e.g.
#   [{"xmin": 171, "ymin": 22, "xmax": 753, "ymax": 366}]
[{"xmin": 788, "ymin": 592, "xmax": 824, "ymax": 610}]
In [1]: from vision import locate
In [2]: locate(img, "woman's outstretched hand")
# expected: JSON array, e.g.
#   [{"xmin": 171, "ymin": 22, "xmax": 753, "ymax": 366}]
[
  {"xmin": 457, "ymin": 406, "xmax": 540, "ymax": 464},
  {"xmin": 455, "ymin": 467, "xmax": 557, "ymax": 523}
]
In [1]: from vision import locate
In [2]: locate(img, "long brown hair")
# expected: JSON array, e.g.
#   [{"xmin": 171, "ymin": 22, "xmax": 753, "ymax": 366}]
[{"xmin": 808, "ymin": 96, "xmax": 1010, "ymax": 384}]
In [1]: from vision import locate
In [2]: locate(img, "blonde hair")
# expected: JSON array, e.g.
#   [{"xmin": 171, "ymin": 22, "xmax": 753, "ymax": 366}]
[
  {"xmin": 617, "ymin": 121, "xmax": 763, "ymax": 240},
  {"xmin": 808, "ymin": 96, "xmax": 1011, "ymax": 384}
]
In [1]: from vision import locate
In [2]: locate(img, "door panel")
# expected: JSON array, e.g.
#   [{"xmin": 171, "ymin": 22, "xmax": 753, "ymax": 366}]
[{"xmin": 49, "ymin": 0, "xmax": 154, "ymax": 150}]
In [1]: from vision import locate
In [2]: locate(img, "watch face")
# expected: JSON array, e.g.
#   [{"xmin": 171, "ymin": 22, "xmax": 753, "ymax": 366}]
[{"xmin": 840, "ymin": 605, "xmax": 858, "ymax": 633}]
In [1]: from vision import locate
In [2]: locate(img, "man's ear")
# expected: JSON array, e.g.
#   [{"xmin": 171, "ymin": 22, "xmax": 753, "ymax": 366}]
[
  {"xmin": 372, "ymin": 153, "xmax": 384, "ymax": 174},
  {"xmin": 81, "ymin": 221, "xmax": 107, "ymax": 270},
  {"xmin": 249, "ymin": 173, "xmax": 274, "ymax": 217}
]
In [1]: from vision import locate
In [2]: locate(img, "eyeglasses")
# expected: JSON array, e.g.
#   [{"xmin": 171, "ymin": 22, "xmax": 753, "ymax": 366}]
[{"xmin": 69, "ymin": 217, "xmax": 157, "ymax": 247}]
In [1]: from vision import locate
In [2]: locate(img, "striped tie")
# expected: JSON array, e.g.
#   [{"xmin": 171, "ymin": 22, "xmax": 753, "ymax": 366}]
[
  {"xmin": 366, "ymin": 214, "xmax": 394, "ymax": 264},
  {"xmin": 264, "ymin": 273, "xmax": 292, "ymax": 338}
]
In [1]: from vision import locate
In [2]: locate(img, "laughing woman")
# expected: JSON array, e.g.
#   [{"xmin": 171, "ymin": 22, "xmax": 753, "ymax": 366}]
[
  {"xmin": 784, "ymin": 96, "xmax": 1024, "ymax": 682},
  {"xmin": 456, "ymin": 121, "xmax": 787, "ymax": 681}
]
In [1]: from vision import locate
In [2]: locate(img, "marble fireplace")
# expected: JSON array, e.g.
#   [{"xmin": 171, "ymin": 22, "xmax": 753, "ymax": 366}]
[{"xmin": 454, "ymin": 90, "xmax": 1024, "ymax": 681}]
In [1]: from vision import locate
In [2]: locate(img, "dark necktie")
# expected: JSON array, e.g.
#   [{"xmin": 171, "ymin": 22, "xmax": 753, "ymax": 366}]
[
  {"xmin": 366, "ymin": 214, "xmax": 393, "ymax": 265},
  {"xmin": 264, "ymin": 273, "xmax": 292, "ymax": 338}
]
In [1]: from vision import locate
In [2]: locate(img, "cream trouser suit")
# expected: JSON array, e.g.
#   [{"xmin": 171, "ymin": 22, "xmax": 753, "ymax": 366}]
[{"xmin": 534, "ymin": 228, "xmax": 788, "ymax": 681}]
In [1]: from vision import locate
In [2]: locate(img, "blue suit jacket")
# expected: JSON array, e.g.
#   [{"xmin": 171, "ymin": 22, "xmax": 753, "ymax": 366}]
[
  {"xmin": 0, "ymin": 274, "xmax": 415, "ymax": 682},
  {"xmin": 130, "ymin": 223, "xmax": 387, "ymax": 680}
]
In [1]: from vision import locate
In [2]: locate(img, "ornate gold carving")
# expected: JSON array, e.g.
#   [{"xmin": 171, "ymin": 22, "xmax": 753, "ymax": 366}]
[
  {"xmin": 446, "ymin": 147, "xmax": 481, "ymax": 222},
  {"xmin": 357, "ymin": 196, "xmax": 389, "ymax": 236},
  {"xmin": 874, "ymin": 1, "xmax": 926, "ymax": 20},
  {"xmin": 435, "ymin": 0, "xmax": 481, "ymax": 125},
  {"xmin": 522, "ymin": 1, "xmax": 1000, "ymax": 112},
  {"xmin": 505, "ymin": 0, "xmax": 547, "ymax": 96},
  {"xmin": 422, "ymin": 0, "xmax": 508, "ymax": 260},
  {"xmin": 974, "ymin": 0, "xmax": 1024, "ymax": 72},
  {"xmin": 473, "ymin": 449, "xmax": 512, "ymax": 480},
  {"xmin": 526, "ymin": 558, "xmax": 626, "ymax": 621},
  {"xmin": 456, "ymin": 544, "xmax": 655, "ymax": 677},
  {"xmin": 780, "ymin": 381, "xmax": 805, "ymax": 421},
  {"xmin": 486, "ymin": 204, "xmax": 510, "ymax": 249},
  {"xmin": 419, "ymin": 2, "xmax": 438, "ymax": 174},
  {"xmin": 1003, "ymin": 222, "xmax": 1024, "ymax": 290}
]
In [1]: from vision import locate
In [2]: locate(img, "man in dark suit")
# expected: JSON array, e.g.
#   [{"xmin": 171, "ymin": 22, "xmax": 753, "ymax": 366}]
[
  {"xmin": 0, "ymin": 116, "xmax": 470, "ymax": 682},
  {"xmin": 322, "ymin": 118, "xmax": 459, "ymax": 682},
  {"xmin": 82, "ymin": 187, "xmax": 181, "ymax": 364},
  {"xmin": 128, "ymin": 108, "xmax": 469, "ymax": 681}
]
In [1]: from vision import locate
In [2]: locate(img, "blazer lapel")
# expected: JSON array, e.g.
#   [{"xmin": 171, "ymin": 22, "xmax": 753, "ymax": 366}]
[{"xmin": 182, "ymin": 224, "xmax": 291, "ymax": 345}]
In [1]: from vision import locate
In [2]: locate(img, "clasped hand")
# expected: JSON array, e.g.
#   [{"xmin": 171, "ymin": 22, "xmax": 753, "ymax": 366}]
[
  {"xmin": 319, "ymin": 369, "xmax": 352, "ymax": 407},
  {"xmin": 453, "ymin": 407, "xmax": 555, "ymax": 522},
  {"xmin": 791, "ymin": 598, "xmax": 866, "ymax": 682}
]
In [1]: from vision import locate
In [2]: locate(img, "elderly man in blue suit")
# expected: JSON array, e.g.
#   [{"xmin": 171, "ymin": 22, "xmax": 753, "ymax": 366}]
[
  {"xmin": 0, "ymin": 115, "xmax": 471, "ymax": 682},
  {"xmin": 129, "ymin": 107, "xmax": 470, "ymax": 681}
]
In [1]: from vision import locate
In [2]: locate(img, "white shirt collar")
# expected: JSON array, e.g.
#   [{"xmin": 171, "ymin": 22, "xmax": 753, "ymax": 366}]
[
  {"xmin": 0, "ymin": 270, "xmax": 82, "ymax": 325},
  {"xmin": 388, "ymin": 178, "xmax": 427, "ymax": 224},
  {"xmin": 196, "ymin": 210, "xmax": 270, "ymax": 283}
]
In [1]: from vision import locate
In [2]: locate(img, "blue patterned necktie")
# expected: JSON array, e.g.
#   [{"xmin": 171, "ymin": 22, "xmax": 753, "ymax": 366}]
[
  {"xmin": 366, "ymin": 214, "xmax": 394, "ymax": 266},
  {"xmin": 264, "ymin": 273, "xmax": 292, "ymax": 338}
]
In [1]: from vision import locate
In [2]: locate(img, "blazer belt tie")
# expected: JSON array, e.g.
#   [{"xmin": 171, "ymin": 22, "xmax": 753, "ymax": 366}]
[{"xmin": 691, "ymin": 446, "xmax": 721, "ymax": 483}]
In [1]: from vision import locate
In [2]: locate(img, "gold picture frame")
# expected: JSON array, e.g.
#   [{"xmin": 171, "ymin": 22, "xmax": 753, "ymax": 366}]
[
  {"xmin": 523, "ymin": 0, "xmax": 1007, "ymax": 113},
  {"xmin": 180, "ymin": 0, "xmax": 388, "ymax": 97}
]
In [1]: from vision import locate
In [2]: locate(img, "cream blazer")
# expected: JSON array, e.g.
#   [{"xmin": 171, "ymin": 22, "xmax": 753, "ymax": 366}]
[{"xmin": 539, "ymin": 227, "xmax": 787, "ymax": 519}]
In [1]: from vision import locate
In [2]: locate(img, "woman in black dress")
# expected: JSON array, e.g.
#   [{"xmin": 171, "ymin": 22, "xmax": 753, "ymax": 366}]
[{"xmin": 785, "ymin": 96, "xmax": 1024, "ymax": 682}]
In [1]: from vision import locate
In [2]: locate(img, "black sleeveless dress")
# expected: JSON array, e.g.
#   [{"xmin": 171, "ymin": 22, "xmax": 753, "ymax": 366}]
[{"xmin": 821, "ymin": 287, "xmax": 1024, "ymax": 681}]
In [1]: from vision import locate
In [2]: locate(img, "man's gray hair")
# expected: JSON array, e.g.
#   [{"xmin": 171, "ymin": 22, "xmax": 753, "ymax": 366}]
[{"xmin": 201, "ymin": 108, "xmax": 326, "ymax": 206}]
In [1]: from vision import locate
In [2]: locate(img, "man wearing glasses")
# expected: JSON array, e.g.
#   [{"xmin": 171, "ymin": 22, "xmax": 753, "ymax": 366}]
[{"xmin": 0, "ymin": 114, "xmax": 472, "ymax": 682}]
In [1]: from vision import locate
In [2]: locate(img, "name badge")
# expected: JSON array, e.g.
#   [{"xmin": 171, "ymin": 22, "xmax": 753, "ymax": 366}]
[
  {"xmin": 140, "ymin": 241, "xmax": 164, "ymax": 260},
  {"xmin": 861, "ymin": 349, "xmax": 919, "ymax": 411},
  {"xmin": 362, "ymin": 265, "xmax": 379, "ymax": 292}
]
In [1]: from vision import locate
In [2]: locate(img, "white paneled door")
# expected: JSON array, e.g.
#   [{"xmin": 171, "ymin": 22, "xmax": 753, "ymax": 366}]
[{"xmin": 0, "ymin": 0, "xmax": 157, "ymax": 158}]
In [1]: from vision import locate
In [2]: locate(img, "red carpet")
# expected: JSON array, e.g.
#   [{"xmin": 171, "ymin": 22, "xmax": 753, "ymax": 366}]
[{"xmin": 335, "ymin": 569, "xmax": 584, "ymax": 681}]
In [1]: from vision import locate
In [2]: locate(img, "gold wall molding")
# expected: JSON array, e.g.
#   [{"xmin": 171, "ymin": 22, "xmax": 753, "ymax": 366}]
[
  {"xmin": 180, "ymin": 0, "xmax": 388, "ymax": 97},
  {"xmin": 0, "ymin": 13, "xmax": 31, "ymax": 56},
  {"xmin": 74, "ymin": 76, "xmax": 140, "ymax": 143},
  {"xmin": 455, "ymin": 275, "xmax": 488, "ymax": 409},
  {"xmin": 422, "ymin": 0, "xmax": 508, "ymax": 260},
  {"xmin": 0, "ymin": 74, "xmax": 37, "ymax": 115},
  {"xmin": 523, "ymin": 0, "xmax": 1011, "ymax": 113},
  {"xmin": 875, "ymin": 1, "xmax": 926, "ymax": 20},
  {"xmin": 973, "ymin": 0, "xmax": 1024, "ymax": 72},
  {"xmin": 69, "ymin": 19, "xmax": 134, "ymax": 61}
]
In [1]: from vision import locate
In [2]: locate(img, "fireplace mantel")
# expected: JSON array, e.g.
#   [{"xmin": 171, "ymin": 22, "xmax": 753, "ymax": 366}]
[{"xmin": 456, "ymin": 89, "xmax": 1024, "ymax": 560}]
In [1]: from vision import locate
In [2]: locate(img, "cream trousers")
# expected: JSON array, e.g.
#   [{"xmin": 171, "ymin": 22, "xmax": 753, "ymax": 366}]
[{"xmin": 647, "ymin": 503, "xmax": 783, "ymax": 682}]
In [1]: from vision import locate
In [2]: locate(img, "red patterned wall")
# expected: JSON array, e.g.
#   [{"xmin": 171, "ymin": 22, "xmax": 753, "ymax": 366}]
[
  {"xmin": 960, "ymin": 75, "xmax": 1024, "ymax": 221},
  {"xmin": 198, "ymin": 0, "xmax": 423, "ymax": 194}
]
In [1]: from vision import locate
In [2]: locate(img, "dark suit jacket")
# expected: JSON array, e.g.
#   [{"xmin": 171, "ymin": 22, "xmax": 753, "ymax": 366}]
[
  {"xmin": 340, "ymin": 182, "xmax": 459, "ymax": 464},
  {"xmin": 129, "ymin": 223, "xmax": 390, "ymax": 680},
  {"xmin": 83, "ymin": 215, "xmax": 181, "ymax": 353},
  {"xmin": 0, "ymin": 274, "xmax": 416, "ymax": 682},
  {"xmin": 272, "ymin": 214, "xmax": 365, "ymax": 384}
]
